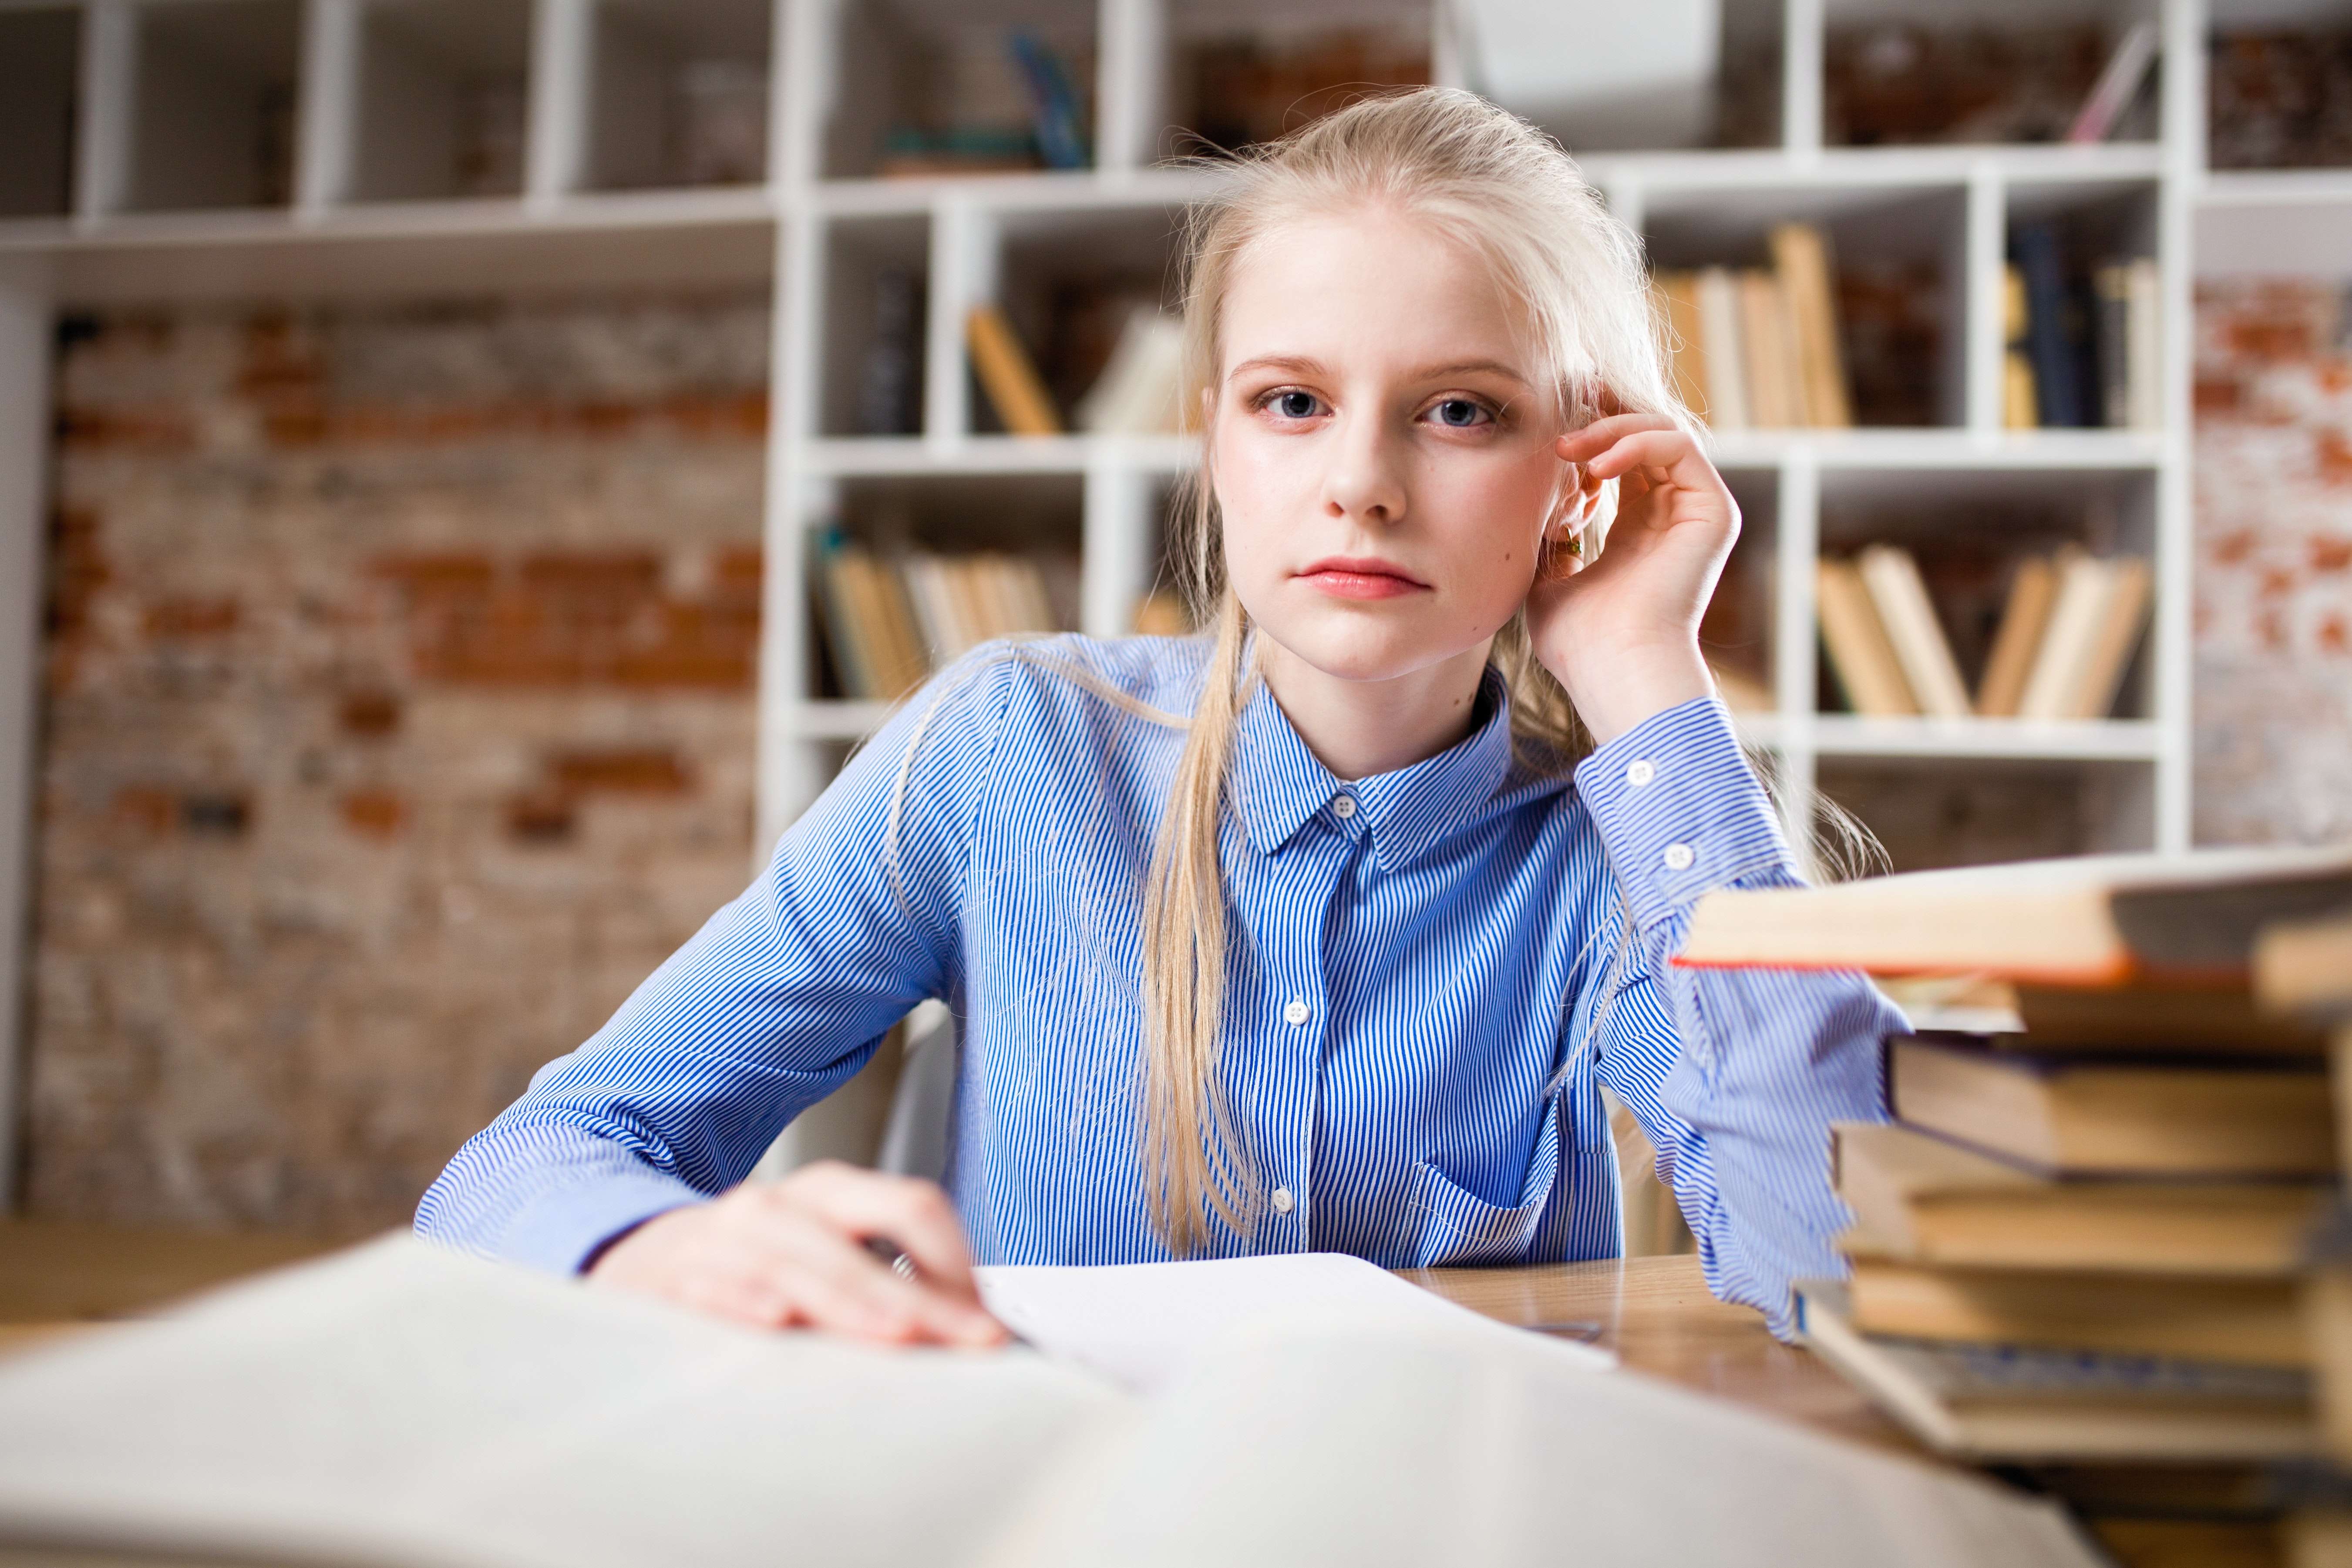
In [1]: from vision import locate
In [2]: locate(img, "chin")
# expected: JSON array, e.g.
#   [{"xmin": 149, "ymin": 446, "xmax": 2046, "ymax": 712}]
[{"xmin": 1255, "ymin": 617, "xmax": 1466, "ymax": 686}]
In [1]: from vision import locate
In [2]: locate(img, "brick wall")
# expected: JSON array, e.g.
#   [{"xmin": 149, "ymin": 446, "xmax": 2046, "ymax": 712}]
[
  {"xmin": 2193, "ymin": 279, "xmax": 2352, "ymax": 847},
  {"xmin": 30, "ymin": 295, "xmax": 769, "ymax": 1235}
]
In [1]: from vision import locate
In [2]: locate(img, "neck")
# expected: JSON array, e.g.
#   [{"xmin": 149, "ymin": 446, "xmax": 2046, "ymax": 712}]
[{"xmin": 1254, "ymin": 636, "xmax": 1495, "ymax": 782}]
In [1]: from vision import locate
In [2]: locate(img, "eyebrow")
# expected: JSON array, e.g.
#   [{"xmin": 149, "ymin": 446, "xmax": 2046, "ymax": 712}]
[{"xmin": 1225, "ymin": 353, "xmax": 1533, "ymax": 386}]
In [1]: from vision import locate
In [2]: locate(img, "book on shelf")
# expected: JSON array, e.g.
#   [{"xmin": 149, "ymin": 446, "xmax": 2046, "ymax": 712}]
[
  {"xmin": 1886, "ymin": 1035, "xmax": 2333, "ymax": 1179},
  {"xmin": 1654, "ymin": 224, "xmax": 1851, "ymax": 431},
  {"xmin": 1855, "ymin": 545, "xmax": 1972, "ymax": 720},
  {"xmin": 2063, "ymin": 22, "xmax": 2159, "ymax": 145},
  {"xmin": 875, "ymin": 30, "xmax": 1089, "ymax": 176},
  {"xmin": 812, "ymin": 539, "xmax": 1074, "ymax": 701},
  {"xmin": 1975, "ymin": 555, "xmax": 2059, "ymax": 717},
  {"xmin": 2010, "ymin": 225, "xmax": 2160, "ymax": 431},
  {"xmin": 1075, "ymin": 306, "xmax": 1186, "ymax": 435},
  {"xmin": 1815, "ymin": 557, "xmax": 1919, "ymax": 717},
  {"xmin": 2012, "ymin": 549, "xmax": 2150, "ymax": 721},
  {"xmin": 1834, "ymin": 1121, "xmax": 2332, "ymax": 1275},
  {"xmin": 966, "ymin": 304, "xmax": 1064, "ymax": 436},
  {"xmin": 2002, "ymin": 266, "xmax": 2039, "ymax": 430}
]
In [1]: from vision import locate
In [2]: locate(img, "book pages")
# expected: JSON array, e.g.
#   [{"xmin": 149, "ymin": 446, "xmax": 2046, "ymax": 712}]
[
  {"xmin": 0, "ymin": 1236, "xmax": 1121, "ymax": 1568},
  {"xmin": 975, "ymin": 1317, "xmax": 2106, "ymax": 1568},
  {"xmin": 976, "ymin": 1252, "xmax": 1610, "ymax": 1393}
]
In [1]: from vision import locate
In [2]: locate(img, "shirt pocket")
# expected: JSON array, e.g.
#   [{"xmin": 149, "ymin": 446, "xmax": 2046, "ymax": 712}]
[{"xmin": 1402, "ymin": 1097, "xmax": 1563, "ymax": 1268}]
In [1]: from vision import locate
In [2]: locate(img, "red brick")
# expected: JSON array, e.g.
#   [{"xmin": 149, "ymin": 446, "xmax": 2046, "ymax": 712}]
[
  {"xmin": 2318, "ymin": 431, "xmax": 2352, "ymax": 485},
  {"xmin": 504, "ymin": 787, "xmax": 576, "ymax": 844},
  {"xmin": 2195, "ymin": 377, "xmax": 2243, "ymax": 416},
  {"xmin": 109, "ymin": 786, "xmax": 177, "ymax": 836},
  {"xmin": 338, "ymin": 788, "xmax": 409, "ymax": 838},
  {"xmin": 143, "ymin": 597, "xmax": 239, "ymax": 638},
  {"xmin": 549, "ymin": 749, "xmax": 691, "ymax": 794}
]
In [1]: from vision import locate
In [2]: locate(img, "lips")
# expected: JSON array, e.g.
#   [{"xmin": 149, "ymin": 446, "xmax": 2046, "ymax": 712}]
[{"xmin": 1295, "ymin": 556, "xmax": 1430, "ymax": 601}]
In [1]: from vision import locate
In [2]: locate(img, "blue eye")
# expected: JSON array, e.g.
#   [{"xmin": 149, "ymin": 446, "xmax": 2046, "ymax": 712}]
[
  {"xmin": 1432, "ymin": 398, "xmax": 1487, "ymax": 427},
  {"xmin": 1275, "ymin": 390, "xmax": 1318, "ymax": 419}
]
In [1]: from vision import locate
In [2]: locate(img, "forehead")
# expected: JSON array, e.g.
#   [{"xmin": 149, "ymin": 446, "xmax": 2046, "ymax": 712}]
[{"xmin": 1218, "ymin": 209, "xmax": 1538, "ymax": 374}]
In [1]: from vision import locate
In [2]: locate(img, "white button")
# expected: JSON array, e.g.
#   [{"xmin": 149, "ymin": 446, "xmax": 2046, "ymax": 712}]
[
  {"xmin": 1663, "ymin": 842, "xmax": 1696, "ymax": 871},
  {"xmin": 1282, "ymin": 998, "xmax": 1310, "ymax": 1026},
  {"xmin": 1272, "ymin": 1187, "xmax": 1295, "ymax": 1215},
  {"xmin": 1332, "ymin": 794, "xmax": 1356, "ymax": 819},
  {"xmin": 1625, "ymin": 760, "xmax": 1655, "ymax": 787}
]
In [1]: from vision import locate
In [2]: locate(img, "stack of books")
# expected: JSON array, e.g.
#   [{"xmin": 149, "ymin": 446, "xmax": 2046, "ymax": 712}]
[
  {"xmin": 811, "ymin": 534, "xmax": 1077, "ymax": 702},
  {"xmin": 1679, "ymin": 846, "xmax": 2352, "ymax": 1464},
  {"xmin": 1818, "ymin": 544, "xmax": 2150, "ymax": 721},
  {"xmin": 1652, "ymin": 223, "xmax": 1853, "ymax": 432}
]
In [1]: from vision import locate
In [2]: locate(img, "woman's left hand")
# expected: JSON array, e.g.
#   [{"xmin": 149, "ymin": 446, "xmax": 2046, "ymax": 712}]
[{"xmin": 1524, "ymin": 411, "xmax": 1740, "ymax": 747}]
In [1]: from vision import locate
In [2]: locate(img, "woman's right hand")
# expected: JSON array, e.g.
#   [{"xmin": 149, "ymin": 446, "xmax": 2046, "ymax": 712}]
[{"xmin": 587, "ymin": 1160, "xmax": 1010, "ymax": 1347}]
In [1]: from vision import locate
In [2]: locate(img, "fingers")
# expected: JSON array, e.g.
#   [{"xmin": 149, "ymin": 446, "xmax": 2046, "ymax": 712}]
[
  {"xmin": 585, "ymin": 1169, "xmax": 1010, "ymax": 1349},
  {"xmin": 784, "ymin": 1161, "xmax": 983, "ymax": 1300},
  {"xmin": 1554, "ymin": 410, "xmax": 1681, "ymax": 460}
]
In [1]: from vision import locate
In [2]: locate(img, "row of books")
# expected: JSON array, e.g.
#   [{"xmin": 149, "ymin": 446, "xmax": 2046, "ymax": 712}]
[
  {"xmin": 876, "ymin": 30, "xmax": 1088, "ymax": 177},
  {"xmin": 1680, "ymin": 845, "xmax": 2352, "ymax": 1478},
  {"xmin": 811, "ymin": 537, "xmax": 1077, "ymax": 702},
  {"xmin": 966, "ymin": 302, "xmax": 1186, "ymax": 438},
  {"xmin": 2005, "ymin": 236, "xmax": 2161, "ymax": 431},
  {"xmin": 1817, "ymin": 545, "xmax": 2150, "ymax": 721},
  {"xmin": 1652, "ymin": 224, "xmax": 1853, "ymax": 431}
]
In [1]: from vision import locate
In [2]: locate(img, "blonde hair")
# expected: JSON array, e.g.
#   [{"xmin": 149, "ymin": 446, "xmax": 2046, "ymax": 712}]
[{"xmin": 1138, "ymin": 87, "xmax": 1696, "ymax": 1255}]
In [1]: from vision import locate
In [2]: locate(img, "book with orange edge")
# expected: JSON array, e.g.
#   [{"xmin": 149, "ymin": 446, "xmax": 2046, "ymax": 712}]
[{"xmin": 1676, "ymin": 843, "xmax": 2352, "ymax": 986}]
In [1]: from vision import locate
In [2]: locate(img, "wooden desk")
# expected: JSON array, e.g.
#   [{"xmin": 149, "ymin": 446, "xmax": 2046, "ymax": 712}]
[{"xmin": 1405, "ymin": 1255, "xmax": 1930, "ymax": 1460}]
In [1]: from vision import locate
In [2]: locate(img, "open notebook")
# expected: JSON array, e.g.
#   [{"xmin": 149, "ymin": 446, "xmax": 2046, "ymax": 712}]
[{"xmin": 0, "ymin": 1236, "xmax": 2103, "ymax": 1568}]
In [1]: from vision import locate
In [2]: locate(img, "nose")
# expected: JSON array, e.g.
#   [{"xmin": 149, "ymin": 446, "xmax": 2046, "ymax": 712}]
[{"xmin": 1320, "ymin": 405, "xmax": 1408, "ymax": 527}]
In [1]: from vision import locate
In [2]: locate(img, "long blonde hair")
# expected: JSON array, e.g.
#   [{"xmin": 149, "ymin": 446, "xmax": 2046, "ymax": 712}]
[{"xmin": 1137, "ymin": 88, "xmax": 1696, "ymax": 1255}]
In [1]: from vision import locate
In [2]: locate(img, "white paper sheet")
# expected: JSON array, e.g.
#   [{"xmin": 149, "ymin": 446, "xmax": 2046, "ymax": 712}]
[{"xmin": 976, "ymin": 1252, "xmax": 1614, "ymax": 1393}]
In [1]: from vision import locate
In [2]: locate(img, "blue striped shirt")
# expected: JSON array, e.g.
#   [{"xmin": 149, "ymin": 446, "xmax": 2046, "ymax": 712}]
[{"xmin": 417, "ymin": 634, "xmax": 1894, "ymax": 1333}]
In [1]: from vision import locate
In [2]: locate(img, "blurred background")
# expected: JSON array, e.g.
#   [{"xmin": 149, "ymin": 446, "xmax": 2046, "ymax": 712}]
[{"xmin": 0, "ymin": 0, "xmax": 2345, "ymax": 1281}]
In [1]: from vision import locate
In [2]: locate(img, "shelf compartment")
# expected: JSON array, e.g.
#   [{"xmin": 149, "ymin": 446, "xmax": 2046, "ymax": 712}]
[
  {"xmin": 803, "ymin": 471, "xmax": 1083, "ymax": 700},
  {"xmin": 1816, "ymin": 464, "xmax": 2157, "ymax": 724},
  {"xmin": 820, "ymin": 212, "xmax": 931, "ymax": 437},
  {"xmin": 1159, "ymin": 1, "xmax": 1431, "ymax": 160},
  {"xmin": 984, "ymin": 202, "xmax": 1185, "ymax": 437},
  {"xmin": 1820, "ymin": 0, "xmax": 2162, "ymax": 150},
  {"xmin": 1817, "ymin": 754, "xmax": 2155, "ymax": 874},
  {"xmin": 0, "ymin": 6, "xmax": 79, "ymax": 218},
  {"xmin": 1647, "ymin": 182, "xmax": 1968, "ymax": 430},
  {"xmin": 826, "ymin": 0, "xmax": 1098, "ymax": 182},
  {"xmin": 2209, "ymin": 1, "xmax": 2352, "ymax": 172},
  {"xmin": 126, "ymin": 0, "xmax": 306, "ymax": 213},
  {"xmin": 350, "ymin": 0, "xmax": 533, "ymax": 202},
  {"xmin": 584, "ymin": 0, "xmax": 771, "ymax": 192},
  {"xmin": 2004, "ymin": 178, "xmax": 2160, "ymax": 433},
  {"xmin": 1450, "ymin": 0, "xmax": 1783, "ymax": 155}
]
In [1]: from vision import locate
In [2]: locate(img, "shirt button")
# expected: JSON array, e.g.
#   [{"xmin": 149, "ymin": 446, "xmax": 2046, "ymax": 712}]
[
  {"xmin": 1663, "ymin": 842, "xmax": 1696, "ymax": 871},
  {"xmin": 1332, "ymin": 794, "xmax": 1356, "ymax": 819},
  {"xmin": 1625, "ymin": 760, "xmax": 1655, "ymax": 787},
  {"xmin": 1272, "ymin": 1187, "xmax": 1295, "ymax": 1215},
  {"xmin": 1282, "ymin": 998, "xmax": 1310, "ymax": 1026}
]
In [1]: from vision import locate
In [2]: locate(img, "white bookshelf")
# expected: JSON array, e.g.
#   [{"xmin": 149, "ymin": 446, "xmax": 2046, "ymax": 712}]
[{"xmin": 1, "ymin": 0, "xmax": 2346, "ymax": 1189}]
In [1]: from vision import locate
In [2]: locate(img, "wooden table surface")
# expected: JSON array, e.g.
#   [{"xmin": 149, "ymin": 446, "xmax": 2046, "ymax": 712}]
[
  {"xmin": 0, "ymin": 1223, "xmax": 1914, "ymax": 1463},
  {"xmin": 1404, "ymin": 1254, "xmax": 1932, "ymax": 1461}
]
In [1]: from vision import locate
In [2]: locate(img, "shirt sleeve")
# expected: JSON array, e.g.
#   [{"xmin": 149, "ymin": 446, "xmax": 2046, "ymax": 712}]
[
  {"xmin": 1572, "ymin": 695, "xmax": 1898, "ymax": 1338},
  {"xmin": 412, "ymin": 649, "xmax": 1020, "ymax": 1274}
]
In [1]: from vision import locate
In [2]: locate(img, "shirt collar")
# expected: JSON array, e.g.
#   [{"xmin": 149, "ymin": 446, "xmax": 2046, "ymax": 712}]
[{"xmin": 1228, "ymin": 663, "xmax": 1524, "ymax": 869}]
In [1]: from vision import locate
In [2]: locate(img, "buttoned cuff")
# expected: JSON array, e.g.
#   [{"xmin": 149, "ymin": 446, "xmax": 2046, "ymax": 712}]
[
  {"xmin": 1572, "ymin": 696, "xmax": 1795, "ymax": 936},
  {"xmin": 498, "ymin": 1166, "xmax": 709, "ymax": 1276}
]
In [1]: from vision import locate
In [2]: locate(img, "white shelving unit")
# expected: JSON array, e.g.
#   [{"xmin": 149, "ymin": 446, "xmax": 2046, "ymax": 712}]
[{"xmin": 0, "ymin": 0, "xmax": 2343, "ymax": 1187}]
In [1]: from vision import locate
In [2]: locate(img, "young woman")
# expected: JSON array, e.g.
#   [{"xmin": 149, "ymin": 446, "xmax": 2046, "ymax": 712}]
[{"xmin": 417, "ymin": 87, "xmax": 1895, "ymax": 1348}]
